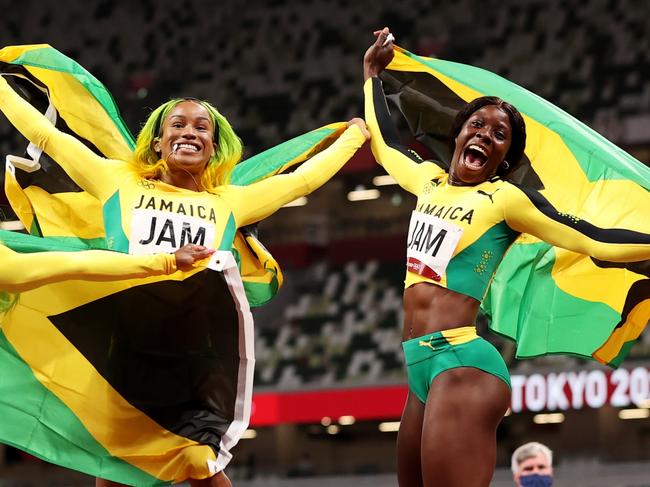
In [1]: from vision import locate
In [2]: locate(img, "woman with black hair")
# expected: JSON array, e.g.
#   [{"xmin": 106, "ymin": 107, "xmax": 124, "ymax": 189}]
[{"xmin": 363, "ymin": 27, "xmax": 650, "ymax": 487}]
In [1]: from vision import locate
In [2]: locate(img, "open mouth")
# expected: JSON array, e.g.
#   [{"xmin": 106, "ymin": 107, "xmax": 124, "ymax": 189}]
[
  {"xmin": 462, "ymin": 144, "xmax": 488, "ymax": 170},
  {"xmin": 172, "ymin": 142, "xmax": 201, "ymax": 153}
]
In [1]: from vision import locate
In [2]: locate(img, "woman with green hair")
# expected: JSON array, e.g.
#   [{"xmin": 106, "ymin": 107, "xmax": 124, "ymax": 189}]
[
  {"xmin": 0, "ymin": 76, "xmax": 369, "ymax": 486},
  {"xmin": 131, "ymin": 96, "xmax": 245, "ymax": 193}
]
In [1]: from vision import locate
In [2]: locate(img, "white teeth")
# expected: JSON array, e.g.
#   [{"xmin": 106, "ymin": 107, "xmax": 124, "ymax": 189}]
[
  {"xmin": 175, "ymin": 143, "xmax": 199, "ymax": 152},
  {"xmin": 468, "ymin": 144, "xmax": 487, "ymax": 156},
  {"xmin": 173, "ymin": 144, "xmax": 179, "ymax": 152}
]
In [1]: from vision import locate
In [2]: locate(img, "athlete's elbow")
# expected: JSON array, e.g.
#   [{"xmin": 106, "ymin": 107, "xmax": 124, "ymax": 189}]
[{"xmin": 298, "ymin": 173, "xmax": 323, "ymax": 195}]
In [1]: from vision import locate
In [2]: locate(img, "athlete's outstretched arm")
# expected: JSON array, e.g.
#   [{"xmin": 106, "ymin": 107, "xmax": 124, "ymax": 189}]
[
  {"xmin": 503, "ymin": 184, "xmax": 650, "ymax": 262},
  {"xmin": 226, "ymin": 121, "xmax": 368, "ymax": 226},
  {"xmin": 363, "ymin": 28, "xmax": 445, "ymax": 194},
  {"xmin": 0, "ymin": 244, "xmax": 213, "ymax": 293},
  {"xmin": 364, "ymin": 76, "xmax": 445, "ymax": 194},
  {"xmin": 0, "ymin": 75, "xmax": 117, "ymax": 199}
]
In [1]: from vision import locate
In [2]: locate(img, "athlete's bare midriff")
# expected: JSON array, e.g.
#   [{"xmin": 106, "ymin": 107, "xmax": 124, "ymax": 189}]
[{"xmin": 402, "ymin": 281, "xmax": 481, "ymax": 340}]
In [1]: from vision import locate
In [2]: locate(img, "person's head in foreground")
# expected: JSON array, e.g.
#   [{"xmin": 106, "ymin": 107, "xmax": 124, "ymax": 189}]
[{"xmin": 511, "ymin": 441, "xmax": 554, "ymax": 487}]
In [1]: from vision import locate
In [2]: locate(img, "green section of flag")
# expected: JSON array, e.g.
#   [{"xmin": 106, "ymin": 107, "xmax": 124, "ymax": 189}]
[
  {"xmin": 0, "ymin": 229, "xmax": 105, "ymax": 252},
  {"xmin": 29, "ymin": 219, "xmax": 41, "ymax": 237},
  {"xmin": 232, "ymin": 127, "xmax": 338, "ymax": 185},
  {"xmin": 243, "ymin": 276, "xmax": 280, "ymax": 308},
  {"xmin": 485, "ymin": 243, "xmax": 619, "ymax": 359},
  {"xmin": 0, "ymin": 331, "xmax": 165, "ymax": 485}
]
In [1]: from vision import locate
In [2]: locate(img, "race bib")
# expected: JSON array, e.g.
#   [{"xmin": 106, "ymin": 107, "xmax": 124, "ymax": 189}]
[
  {"xmin": 129, "ymin": 209, "xmax": 216, "ymax": 255},
  {"xmin": 406, "ymin": 211, "xmax": 463, "ymax": 281}
]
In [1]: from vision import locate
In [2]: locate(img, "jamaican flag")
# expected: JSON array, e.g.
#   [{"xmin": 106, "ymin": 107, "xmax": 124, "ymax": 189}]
[
  {"xmin": 0, "ymin": 44, "xmax": 346, "ymax": 484},
  {"xmin": 0, "ymin": 228, "xmax": 255, "ymax": 484},
  {"xmin": 380, "ymin": 46, "xmax": 650, "ymax": 366},
  {"xmin": 1, "ymin": 44, "xmax": 347, "ymax": 307}
]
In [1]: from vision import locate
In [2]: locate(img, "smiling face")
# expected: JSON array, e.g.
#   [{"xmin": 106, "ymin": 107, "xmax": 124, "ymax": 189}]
[
  {"xmin": 154, "ymin": 101, "xmax": 218, "ymax": 178},
  {"xmin": 449, "ymin": 105, "xmax": 513, "ymax": 186}
]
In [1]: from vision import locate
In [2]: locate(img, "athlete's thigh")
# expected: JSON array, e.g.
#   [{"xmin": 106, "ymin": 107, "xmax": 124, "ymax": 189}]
[
  {"xmin": 421, "ymin": 367, "xmax": 510, "ymax": 487},
  {"xmin": 397, "ymin": 391, "xmax": 426, "ymax": 487}
]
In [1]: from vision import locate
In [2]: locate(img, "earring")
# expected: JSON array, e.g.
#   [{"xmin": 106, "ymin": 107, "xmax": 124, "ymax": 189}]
[{"xmin": 502, "ymin": 160, "xmax": 510, "ymax": 170}]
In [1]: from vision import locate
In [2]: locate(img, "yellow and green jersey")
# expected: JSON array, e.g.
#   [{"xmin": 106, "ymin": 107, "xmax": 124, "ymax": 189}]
[
  {"xmin": 0, "ymin": 74, "xmax": 366, "ymax": 254},
  {"xmin": 366, "ymin": 77, "xmax": 650, "ymax": 302}
]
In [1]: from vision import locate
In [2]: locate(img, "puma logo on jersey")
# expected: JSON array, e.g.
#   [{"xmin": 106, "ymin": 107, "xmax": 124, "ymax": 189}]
[
  {"xmin": 477, "ymin": 188, "xmax": 500, "ymax": 203},
  {"xmin": 418, "ymin": 337, "xmax": 437, "ymax": 351}
]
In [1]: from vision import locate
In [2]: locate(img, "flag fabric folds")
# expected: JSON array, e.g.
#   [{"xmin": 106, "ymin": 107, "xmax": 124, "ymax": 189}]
[
  {"xmin": 381, "ymin": 46, "xmax": 650, "ymax": 366},
  {"xmin": 0, "ymin": 44, "xmax": 346, "ymax": 484},
  {"xmin": 1, "ymin": 231, "xmax": 252, "ymax": 484}
]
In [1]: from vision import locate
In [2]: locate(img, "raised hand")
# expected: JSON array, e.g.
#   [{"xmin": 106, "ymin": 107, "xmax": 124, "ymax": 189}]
[
  {"xmin": 347, "ymin": 117, "xmax": 370, "ymax": 141},
  {"xmin": 363, "ymin": 27, "xmax": 395, "ymax": 80}
]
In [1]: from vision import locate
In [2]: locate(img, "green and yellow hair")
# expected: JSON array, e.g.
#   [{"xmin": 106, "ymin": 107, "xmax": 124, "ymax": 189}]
[
  {"xmin": 132, "ymin": 98, "xmax": 243, "ymax": 191},
  {"xmin": 0, "ymin": 290, "xmax": 17, "ymax": 315}
]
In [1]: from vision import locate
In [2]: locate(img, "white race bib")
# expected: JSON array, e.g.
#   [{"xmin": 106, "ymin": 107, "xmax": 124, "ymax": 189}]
[
  {"xmin": 129, "ymin": 209, "xmax": 216, "ymax": 255},
  {"xmin": 406, "ymin": 211, "xmax": 463, "ymax": 281}
]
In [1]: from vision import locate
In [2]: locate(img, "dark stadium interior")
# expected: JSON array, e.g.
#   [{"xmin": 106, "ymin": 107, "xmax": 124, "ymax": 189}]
[{"xmin": 0, "ymin": 0, "xmax": 649, "ymax": 485}]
